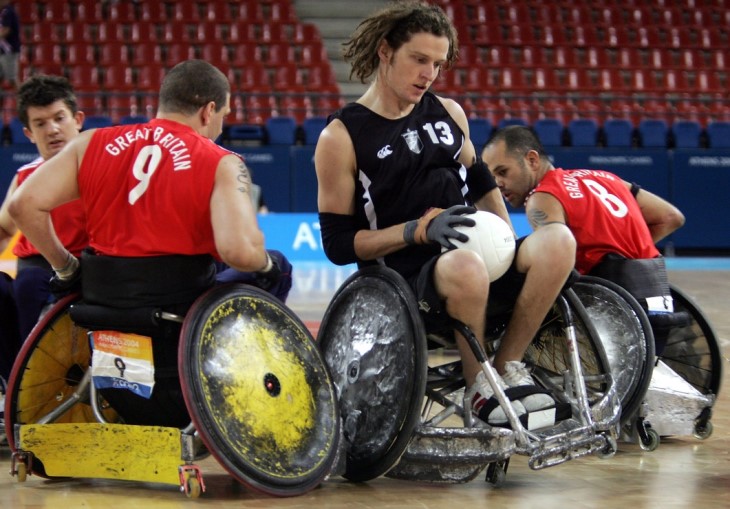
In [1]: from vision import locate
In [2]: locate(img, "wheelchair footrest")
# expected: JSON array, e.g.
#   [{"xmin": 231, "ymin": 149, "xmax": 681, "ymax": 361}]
[
  {"xmin": 523, "ymin": 421, "xmax": 607, "ymax": 470},
  {"xmin": 17, "ymin": 422, "xmax": 191, "ymax": 486},
  {"xmin": 385, "ymin": 425, "xmax": 515, "ymax": 483}
]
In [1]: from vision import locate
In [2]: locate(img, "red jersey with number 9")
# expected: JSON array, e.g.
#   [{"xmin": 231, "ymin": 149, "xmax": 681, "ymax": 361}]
[
  {"xmin": 13, "ymin": 157, "xmax": 88, "ymax": 258},
  {"xmin": 529, "ymin": 168, "xmax": 659, "ymax": 273},
  {"xmin": 78, "ymin": 118, "xmax": 236, "ymax": 258}
]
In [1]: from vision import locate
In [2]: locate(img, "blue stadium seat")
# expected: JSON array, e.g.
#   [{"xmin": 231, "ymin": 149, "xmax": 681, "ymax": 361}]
[
  {"xmin": 706, "ymin": 121, "xmax": 730, "ymax": 149},
  {"xmin": 302, "ymin": 116, "xmax": 327, "ymax": 145},
  {"xmin": 567, "ymin": 118, "xmax": 598, "ymax": 147},
  {"xmin": 532, "ymin": 118, "xmax": 563, "ymax": 147},
  {"xmin": 83, "ymin": 115, "xmax": 114, "ymax": 130},
  {"xmin": 671, "ymin": 120, "xmax": 702, "ymax": 148},
  {"xmin": 497, "ymin": 117, "xmax": 528, "ymax": 129},
  {"xmin": 119, "ymin": 115, "xmax": 150, "ymax": 125},
  {"xmin": 226, "ymin": 124, "xmax": 265, "ymax": 144},
  {"xmin": 638, "ymin": 119, "xmax": 668, "ymax": 148},
  {"xmin": 265, "ymin": 116, "xmax": 297, "ymax": 145},
  {"xmin": 467, "ymin": 117, "xmax": 492, "ymax": 152},
  {"xmin": 603, "ymin": 119, "xmax": 634, "ymax": 148},
  {"xmin": 9, "ymin": 118, "xmax": 32, "ymax": 144}
]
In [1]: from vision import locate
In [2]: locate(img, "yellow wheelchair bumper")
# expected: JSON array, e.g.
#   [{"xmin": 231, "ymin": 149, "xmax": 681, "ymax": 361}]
[{"xmin": 17, "ymin": 423, "xmax": 185, "ymax": 486}]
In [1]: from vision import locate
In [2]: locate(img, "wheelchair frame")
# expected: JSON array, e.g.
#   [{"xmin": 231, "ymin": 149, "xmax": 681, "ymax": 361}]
[
  {"xmin": 317, "ymin": 266, "xmax": 628, "ymax": 486},
  {"xmin": 4, "ymin": 284, "xmax": 341, "ymax": 498}
]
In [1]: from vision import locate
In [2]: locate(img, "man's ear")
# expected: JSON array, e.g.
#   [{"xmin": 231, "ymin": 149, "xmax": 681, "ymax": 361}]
[
  {"xmin": 377, "ymin": 39, "xmax": 391, "ymax": 63},
  {"xmin": 200, "ymin": 101, "xmax": 215, "ymax": 126},
  {"xmin": 526, "ymin": 149, "xmax": 541, "ymax": 170}
]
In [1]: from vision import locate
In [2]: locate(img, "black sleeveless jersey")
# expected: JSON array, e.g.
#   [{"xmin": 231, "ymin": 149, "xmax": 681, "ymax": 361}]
[{"xmin": 331, "ymin": 92, "xmax": 469, "ymax": 279}]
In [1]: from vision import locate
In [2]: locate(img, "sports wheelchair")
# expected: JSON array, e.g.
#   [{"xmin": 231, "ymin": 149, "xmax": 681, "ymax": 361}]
[
  {"xmin": 4, "ymin": 284, "xmax": 341, "ymax": 498},
  {"xmin": 315, "ymin": 266, "xmax": 654, "ymax": 486},
  {"xmin": 587, "ymin": 256, "xmax": 723, "ymax": 451}
]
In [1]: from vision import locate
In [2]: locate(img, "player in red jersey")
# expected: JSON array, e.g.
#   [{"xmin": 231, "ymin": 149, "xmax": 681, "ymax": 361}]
[
  {"xmin": 482, "ymin": 125, "xmax": 685, "ymax": 353},
  {"xmin": 8, "ymin": 60, "xmax": 288, "ymax": 427},
  {"xmin": 0, "ymin": 75, "xmax": 87, "ymax": 382}
]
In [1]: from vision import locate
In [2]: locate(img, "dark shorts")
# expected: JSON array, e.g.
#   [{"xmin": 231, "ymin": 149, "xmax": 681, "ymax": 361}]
[{"xmin": 406, "ymin": 237, "xmax": 527, "ymax": 335}]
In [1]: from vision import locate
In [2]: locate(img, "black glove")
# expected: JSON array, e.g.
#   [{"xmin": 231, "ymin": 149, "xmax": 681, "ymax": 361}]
[
  {"xmin": 254, "ymin": 251, "xmax": 282, "ymax": 291},
  {"xmin": 406, "ymin": 205, "xmax": 476, "ymax": 250},
  {"xmin": 49, "ymin": 265, "xmax": 82, "ymax": 300}
]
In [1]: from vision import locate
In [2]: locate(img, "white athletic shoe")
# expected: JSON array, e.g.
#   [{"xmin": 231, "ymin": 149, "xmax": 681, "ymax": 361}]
[{"xmin": 465, "ymin": 370, "xmax": 526, "ymax": 428}]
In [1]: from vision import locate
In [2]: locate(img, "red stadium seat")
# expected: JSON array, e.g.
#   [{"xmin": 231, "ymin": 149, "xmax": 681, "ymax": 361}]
[
  {"xmin": 30, "ymin": 22, "xmax": 61, "ymax": 43},
  {"xmin": 194, "ymin": 23, "xmax": 217, "ymax": 43},
  {"xmin": 128, "ymin": 42, "xmax": 162, "ymax": 67},
  {"xmin": 230, "ymin": 45, "xmax": 264, "ymax": 67},
  {"xmin": 272, "ymin": 64, "xmax": 304, "ymax": 92},
  {"xmin": 32, "ymin": 43, "xmax": 63, "ymax": 67},
  {"xmin": 239, "ymin": 64, "xmax": 271, "ymax": 93},
  {"xmin": 140, "ymin": 2, "xmax": 167, "ymax": 22},
  {"xmin": 204, "ymin": 2, "xmax": 231, "ymax": 22},
  {"xmin": 271, "ymin": 2, "xmax": 298, "ymax": 23},
  {"xmin": 64, "ymin": 22, "xmax": 95, "ymax": 43},
  {"xmin": 200, "ymin": 43, "xmax": 227, "ymax": 66},
  {"xmin": 160, "ymin": 23, "xmax": 190, "ymax": 43},
  {"xmin": 306, "ymin": 64, "xmax": 339, "ymax": 93},
  {"xmin": 136, "ymin": 66, "xmax": 166, "ymax": 92},
  {"xmin": 97, "ymin": 22, "xmax": 126, "ymax": 44},
  {"xmin": 172, "ymin": 2, "xmax": 201, "ymax": 22},
  {"xmin": 264, "ymin": 43, "xmax": 295, "ymax": 66},
  {"xmin": 299, "ymin": 43, "xmax": 328, "ymax": 66},
  {"xmin": 280, "ymin": 96, "xmax": 312, "ymax": 124},
  {"xmin": 104, "ymin": 65, "xmax": 136, "ymax": 92},
  {"xmin": 292, "ymin": 23, "xmax": 321, "ymax": 44},
  {"xmin": 66, "ymin": 43, "xmax": 96, "ymax": 67},
  {"xmin": 165, "ymin": 44, "xmax": 196, "ymax": 66},
  {"xmin": 68, "ymin": 65, "xmax": 102, "ymax": 93},
  {"xmin": 108, "ymin": 1, "xmax": 136, "ymax": 22}
]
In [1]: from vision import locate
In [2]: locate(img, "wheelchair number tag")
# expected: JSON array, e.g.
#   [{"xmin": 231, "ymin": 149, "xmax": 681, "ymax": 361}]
[{"xmin": 90, "ymin": 331, "xmax": 155, "ymax": 399}]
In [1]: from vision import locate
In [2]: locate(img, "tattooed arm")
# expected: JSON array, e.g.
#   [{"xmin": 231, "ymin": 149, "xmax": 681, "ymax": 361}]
[
  {"xmin": 524, "ymin": 192, "xmax": 568, "ymax": 231},
  {"xmin": 210, "ymin": 154, "xmax": 268, "ymax": 271}
]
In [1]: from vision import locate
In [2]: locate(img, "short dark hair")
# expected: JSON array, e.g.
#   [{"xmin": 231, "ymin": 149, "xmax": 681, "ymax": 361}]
[
  {"xmin": 343, "ymin": 0, "xmax": 458, "ymax": 83},
  {"xmin": 487, "ymin": 125, "xmax": 549, "ymax": 160},
  {"xmin": 158, "ymin": 60, "xmax": 230, "ymax": 116},
  {"xmin": 17, "ymin": 75, "xmax": 78, "ymax": 128}
]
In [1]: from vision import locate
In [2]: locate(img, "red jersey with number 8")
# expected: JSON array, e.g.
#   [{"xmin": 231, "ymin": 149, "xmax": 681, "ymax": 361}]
[
  {"xmin": 78, "ymin": 118, "xmax": 235, "ymax": 258},
  {"xmin": 529, "ymin": 168, "xmax": 659, "ymax": 273}
]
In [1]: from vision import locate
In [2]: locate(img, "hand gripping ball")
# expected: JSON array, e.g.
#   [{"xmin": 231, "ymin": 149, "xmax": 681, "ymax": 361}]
[{"xmin": 444, "ymin": 210, "xmax": 516, "ymax": 282}]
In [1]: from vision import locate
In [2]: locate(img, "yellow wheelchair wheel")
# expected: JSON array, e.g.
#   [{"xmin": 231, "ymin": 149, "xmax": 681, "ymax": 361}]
[
  {"xmin": 179, "ymin": 284, "xmax": 340, "ymax": 497},
  {"xmin": 5, "ymin": 294, "xmax": 118, "ymax": 477}
]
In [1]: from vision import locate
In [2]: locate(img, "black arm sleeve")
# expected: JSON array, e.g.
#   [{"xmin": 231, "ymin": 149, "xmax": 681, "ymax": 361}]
[
  {"xmin": 318, "ymin": 212, "xmax": 359, "ymax": 266},
  {"xmin": 465, "ymin": 159, "xmax": 498, "ymax": 203},
  {"xmin": 630, "ymin": 182, "xmax": 642, "ymax": 197}
]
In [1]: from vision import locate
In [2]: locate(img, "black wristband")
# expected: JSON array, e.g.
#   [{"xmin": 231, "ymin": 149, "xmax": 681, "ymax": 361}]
[
  {"xmin": 465, "ymin": 159, "xmax": 497, "ymax": 202},
  {"xmin": 630, "ymin": 182, "xmax": 642, "ymax": 197},
  {"xmin": 403, "ymin": 220, "xmax": 418, "ymax": 245}
]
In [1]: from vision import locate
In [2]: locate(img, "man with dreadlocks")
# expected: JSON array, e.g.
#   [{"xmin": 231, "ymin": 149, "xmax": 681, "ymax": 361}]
[{"xmin": 314, "ymin": 1, "xmax": 575, "ymax": 429}]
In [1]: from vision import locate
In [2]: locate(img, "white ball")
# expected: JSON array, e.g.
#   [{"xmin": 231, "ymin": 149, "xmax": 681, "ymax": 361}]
[{"xmin": 443, "ymin": 211, "xmax": 516, "ymax": 282}]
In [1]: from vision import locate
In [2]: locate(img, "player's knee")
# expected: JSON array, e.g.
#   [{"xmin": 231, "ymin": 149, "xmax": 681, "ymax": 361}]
[{"xmin": 439, "ymin": 249, "xmax": 490, "ymax": 299}]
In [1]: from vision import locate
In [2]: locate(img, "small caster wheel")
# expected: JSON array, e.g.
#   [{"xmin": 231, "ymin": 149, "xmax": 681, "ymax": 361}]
[
  {"xmin": 185, "ymin": 477, "xmax": 201, "ymax": 499},
  {"xmin": 693, "ymin": 420, "xmax": 713, "ymax": 440},
  {"xmin": 597, "ymin": 434, "xmax": 617, "ymax": 459},
  {"xmin": 16, "ymin": 462, "xmax": 28, "ymax": 483},
  {"xmin": 639, "ymin": 427, "xmax": 660, "ymax": 452},
  {"xmin": 485, "ymin": 460, "xmax": 508, "ymax": 487}
]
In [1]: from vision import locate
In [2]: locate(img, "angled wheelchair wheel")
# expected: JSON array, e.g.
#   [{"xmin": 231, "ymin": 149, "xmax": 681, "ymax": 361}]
[
  {"xmin": 317, "ymin": 266, "xmax": 428, "ymax": 482},
  {"xmin": 570, "ymin": 276, "xmax": 655, "ymax": 423},
  {"xmin": 520, "ymin": 289, "xmax": 611, "ymax": 410},
  {"xmin": 660, "ymin": 284, "xmax": 722, "ymax": 398},
  {"xmin": 5, "ymin": 294, "xmax": 118, "ymax": 477},
  {"xmin": 179, "ymin": 284, "xmax": 339, "ymax": 497}
]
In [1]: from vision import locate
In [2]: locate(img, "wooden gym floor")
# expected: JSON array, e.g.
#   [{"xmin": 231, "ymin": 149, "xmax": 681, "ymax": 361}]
[{"xmin": 1, "ymin": 261, "xmax": 728, "ymax": 508}]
